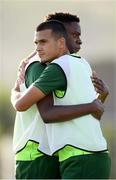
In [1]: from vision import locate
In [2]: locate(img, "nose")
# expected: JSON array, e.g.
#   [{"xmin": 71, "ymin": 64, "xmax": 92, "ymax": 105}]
[
  {"xmin": 36, "ymin": 44, "xmax": 42, "ymax": 52},
  {"xmin": 78, "ymin": 37, "xmax": 82, "ymax": 45}
]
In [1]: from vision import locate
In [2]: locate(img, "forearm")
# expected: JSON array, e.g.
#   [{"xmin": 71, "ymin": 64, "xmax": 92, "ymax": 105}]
[
  {"xmin": 11, "ymin": 85, "xmax": 46, "ymax": 111},
  {"xmin": 39, "ymin": 101, "xmax": 97, "ymax": 123},
  {"xmin": 11, "ymin": 87, "xmax": 22, "ymax": 110}
]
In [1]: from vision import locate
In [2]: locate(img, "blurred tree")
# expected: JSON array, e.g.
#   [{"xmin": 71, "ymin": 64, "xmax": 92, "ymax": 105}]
[{"xmin": 0, "ymin": 85, "xmax": 15, "ymax": 138}]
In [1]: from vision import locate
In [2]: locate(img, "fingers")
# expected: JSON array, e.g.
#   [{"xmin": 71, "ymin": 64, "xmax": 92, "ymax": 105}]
[
  {"xmin": 18, "ymin": 59, "xmax": 28, "ymax": 70},
  {"xmin": 92, "ymin": 70, "xmax": 97, "ymax": 77},
  {"xmin": 16, "ymin": 52, "xmax": 36, "ymax": 84},
  {"xmin": 92, "ymin": 77, "xmax": 104, "ymax": 93},
  {"xmin": 91, "ymin": 78, "xmax": 103, "ymax": 88},
  {"xmin": 17, "ymin": 58, "xmax": 29, "ymax": 83},
  {"xmin": 17, "ymin": 60, "xmax": 27, "ymax": 84},
  {"xmin": 91, "ymin": 71, "xmax": 102, "ymax": 87},
  {"xmin": 14, "ymin": 79, "xmax": 20, "ymax": 90},
  {"xmin": 27, "ymin": 51, "xmax": 37, "ymax": 59},
  {"xmin": 92, "ymin": 76, "xmax": 109, "ymax": 95},
  {"xmin": 15, "ymin": 52, "xmax": 36, "ymax": 87},
  {"xmin": 18, "ymin": 51, "xmax": 36, "ymax": 70},
  {"xmin": 17, "ymin": 71, "xmax": 25, "ymax": 84}
]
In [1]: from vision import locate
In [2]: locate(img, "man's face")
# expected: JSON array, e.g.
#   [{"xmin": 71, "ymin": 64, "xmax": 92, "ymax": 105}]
[
  {"xmin": 34, "ymin": 30, "xmax": 62, "ymax": 63},
  {"xmin": 64, "ymin": 22, "xmax": 82, "ymax": 54}
]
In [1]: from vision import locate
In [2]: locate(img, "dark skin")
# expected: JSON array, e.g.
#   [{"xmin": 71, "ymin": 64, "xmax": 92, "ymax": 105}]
[
  {"xmin": 91, "ymin": 71, "xmax": 109, "ymax": 103},
  {"xmin": 17, "ymin": 21, "xmax": 109, "ymax": 123},
  {"xmin": 37, "ymin": 94, "xmax": 104, "ymax": 123}
]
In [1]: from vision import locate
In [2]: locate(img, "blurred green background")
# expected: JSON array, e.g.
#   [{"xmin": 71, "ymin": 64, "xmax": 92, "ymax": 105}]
[{"xmin": 0, "ymin": 0, "xmax": 116, "ymax": 178}]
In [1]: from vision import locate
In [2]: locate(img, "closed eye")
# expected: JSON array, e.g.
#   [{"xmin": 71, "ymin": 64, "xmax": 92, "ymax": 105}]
[{"xmin": 34, "ymin": 39, "xmax": 48, "ymax": 45}]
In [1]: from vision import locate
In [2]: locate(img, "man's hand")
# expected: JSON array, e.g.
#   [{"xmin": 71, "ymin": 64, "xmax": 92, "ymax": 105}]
[
  {"xmin": 11, "ymin": 79, "xmax": 21, "ymax": 109},
  {"xmin": 91, "ymin": 71, "xmax": 109, "ymax": 103},
  {"xmin": 18, "ymin": 59, "xmax": 28, "ymax": 84},
  {"xmin": 91, "ymin": 99, "xmax": 105, "ymax": 120},
  {"xmin": 17, "ymin": 51, "xmax": 37, "ymax": 84}
]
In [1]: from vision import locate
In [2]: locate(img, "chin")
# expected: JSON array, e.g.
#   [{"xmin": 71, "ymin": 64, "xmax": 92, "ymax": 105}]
[{"xmin": 41, "ymin": 59, "xmax": 47, "ymax": 63}]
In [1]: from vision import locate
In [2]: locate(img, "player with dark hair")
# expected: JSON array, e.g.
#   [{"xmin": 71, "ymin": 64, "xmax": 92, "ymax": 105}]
[
  {"xmin": 46, "ymin": 12, "xmax": 81, "ymax": 54},
  {"xmin": 11, "ymin": 20, "xmax": 110, "ymax": 179},
  {"xmin": 46, "ymin": 12, "xmax": 80, "ymax": 22}
]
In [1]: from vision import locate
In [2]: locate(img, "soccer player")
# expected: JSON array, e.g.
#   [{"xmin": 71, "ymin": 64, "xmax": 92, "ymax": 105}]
[
  {"xmin": 11, "ymin": 20, "xmax": 111, "ymax": 179},
  {"xmin": 13, "ymin": 34, "xmax": 103, "ymax": 179}
]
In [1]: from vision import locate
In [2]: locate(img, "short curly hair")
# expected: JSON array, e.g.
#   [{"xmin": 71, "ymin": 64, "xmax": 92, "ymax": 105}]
[{"xmin": 45, "ymin": 12, "xmax": 80, "ymax": 23}]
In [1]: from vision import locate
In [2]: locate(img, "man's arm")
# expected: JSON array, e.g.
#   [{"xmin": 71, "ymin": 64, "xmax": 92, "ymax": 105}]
[
  {"xmin": 11, "ymin": 81, "xmax": 45, "ymax": 111},
  {"xmin": 11, "ymin": 65, "xmax": 106, "ymax": 115},
  {"xmin": 11, "ymin": 59, "xmax": 104, "ymax": 123},
  {"xmin": 11, "ymin": 73, "xmax": 104, "ymax": 122},
  {"xmin": 11, "ymin": 81, "xmax": 104, "ymax": 120},
  {"xmin": 11, "ymin": 81, "xmax": 104, "ymax": 121},
  {"xmin": 37, "ymin": 94, "xmax": 104, "ymax": 123},
  {"xmin": 18, "ymin": 56, "xmax": 109, "ymax": 103}
]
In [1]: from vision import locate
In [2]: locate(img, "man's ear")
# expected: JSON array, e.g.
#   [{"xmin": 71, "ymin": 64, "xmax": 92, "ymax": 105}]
[{"xmin": 57, "ymin": 37, "xmax": 66, "ymax": 49}]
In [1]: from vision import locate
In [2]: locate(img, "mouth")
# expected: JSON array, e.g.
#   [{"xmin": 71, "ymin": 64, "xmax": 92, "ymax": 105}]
[
  {"xmin": 37, "ymin": 52, "xmax": 45, "ymax": 57},
  {"xmin": 76, "ymin": 44, "xmax": 81, "ymax": 51}
]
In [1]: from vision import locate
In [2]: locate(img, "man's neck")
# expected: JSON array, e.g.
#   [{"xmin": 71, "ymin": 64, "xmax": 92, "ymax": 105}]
[
  {"xmin": 45, "ymin": 49, "xmax": 70, "ymax": 64},
  {"xmin": 57, "ymin": 48, "xmax": 70, "ymax": 58}
]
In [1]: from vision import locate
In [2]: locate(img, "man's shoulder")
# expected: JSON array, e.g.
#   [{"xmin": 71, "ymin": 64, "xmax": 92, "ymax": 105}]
[
  {"xmin": 51, "ymin": 54, "xmax": 83, "ymax": 67},
  {"xmin": 51, "ymin": 54, "xmax": 70, "ymax": 65},
  {"xmin": 25, "ymin": 60, "xmax": 46, "ymax": 87},
  {"xmin": 51, "ymin": 54, "xmax": 92, "ymax": 74},
  {"xmin": 26, "ymin": 60, "xmax": 46, "ymax": 72}
]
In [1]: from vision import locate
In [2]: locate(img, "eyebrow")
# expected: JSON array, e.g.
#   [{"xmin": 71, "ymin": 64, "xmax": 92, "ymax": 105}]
[{"xmin": 34, "ymin": 39, "xmax": 47, "ymax": 44}]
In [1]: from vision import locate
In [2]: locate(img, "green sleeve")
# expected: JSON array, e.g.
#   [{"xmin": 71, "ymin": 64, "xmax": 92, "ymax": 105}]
[
  {"xmin": 33, "ymin": 63, "xmax": 67, "ymax": 95},
  {"xmin": 25, "ymin": 62, "xmax": 46, "ymax": 88}
]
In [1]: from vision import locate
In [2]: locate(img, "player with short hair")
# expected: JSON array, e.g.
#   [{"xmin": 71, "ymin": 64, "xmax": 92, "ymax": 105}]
[{"xmin": 11, "ymin": 20, "xmax": 111, "ymax": 179}]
